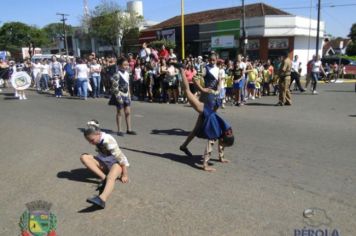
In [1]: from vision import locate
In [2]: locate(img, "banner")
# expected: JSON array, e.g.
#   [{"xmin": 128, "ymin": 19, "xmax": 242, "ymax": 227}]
[
  {"xmin": 268, "ymin": 38, "xmax": 289, "ymax": 49},
  {"xmin": 161, "ymin": 29, "xmax": 176, "ymax": 43},
  {"xmin": 211, "ymin": 35, "xmax": 234, "ymax": 49},
  {"xmin": 247, "ymin": 39, "xmax": 260, "ymax": 50}
]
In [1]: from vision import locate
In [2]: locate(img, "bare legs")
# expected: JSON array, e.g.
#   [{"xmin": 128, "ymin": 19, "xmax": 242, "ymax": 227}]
[
  {"xmin": 80, "ymin": 154, "xmax": 122, "ymax": 202},
  {"xmin": 116, "ymin": 106, "xmax": 133, "ymax": 132}
]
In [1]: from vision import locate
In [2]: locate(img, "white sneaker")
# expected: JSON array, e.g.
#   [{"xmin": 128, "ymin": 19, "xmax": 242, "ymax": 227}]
[
  {"xmin": 312, "ymin": 90, "xmax": 318, "ymax": 95},
  {"xmin": 23, "ymin": 95, "xmax": 27, "ymax": 100},
  {"xmin": 252, "ymin": 96, "xmax": 255, "ymax": 100},
  {"xmin": 19, "ymin": 95, "xmax": 23, "ymax": 100},
  {"xmin": 15, "ymin": 92, "xmax": 19, "ymax": 97}
]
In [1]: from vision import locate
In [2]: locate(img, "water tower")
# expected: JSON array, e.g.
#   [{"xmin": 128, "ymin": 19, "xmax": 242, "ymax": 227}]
[{"xmin": 127, "ymin": 0, "xmax": 143, "ymax": 17}]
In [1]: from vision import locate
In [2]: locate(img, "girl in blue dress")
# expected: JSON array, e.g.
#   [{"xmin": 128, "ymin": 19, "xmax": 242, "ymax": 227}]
[{"xmin": 177, "ymin": 64, "xmax": 235, "ymax": 172}]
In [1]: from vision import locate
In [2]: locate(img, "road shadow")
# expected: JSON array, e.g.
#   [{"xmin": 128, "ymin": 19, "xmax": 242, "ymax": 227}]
[
  {"xmin": 245, "ymin": 102, "xmax": 276, "ymax": 106},
  {"xmin": 44, "ymin": 94, "xmax": 82, "ymax": 100},
  {"xmin": 3, "ymin": 97, "xmax": 20, "ymax": 100},
  {"xmin": 0, "ymin": 92, "xmax": 15, "ymax": 96},
  {"xmin": 349, "ymin": 115, "xmax": 356, "ymax": 117},
  {"xmin": 78, "ymin": 205, "xmax": 103, "ymax": 213},
  {"xmin": 78, "ymin": 127, "xmax": 115, "ymax": 135},
  {"xmin": 121, "ymin": 147, "xmax": 203, "ymax": 170},
  {"xmin": 324, "ymin": 90, "xmax": 354, "ymax": 93},
  {"xmin": 151, "ymin": 128, "xmax": 190, "ymax": 136},
  {"xmin": 57, "ymin": 168, "xmax": 100, "ymax": 184},
  {"xmin": 1, "ymin": 92, "xmax": 19, "ymax": 100}
]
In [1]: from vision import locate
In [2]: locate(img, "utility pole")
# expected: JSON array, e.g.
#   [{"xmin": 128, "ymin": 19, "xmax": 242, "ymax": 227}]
[
  {"xmin": 181, "ymin": 0, "xmax": 185, "ymax": 59},
  {"xmin": 57, "ymin": 13, "xmax": 69, "ymax": 56},
  {"xmin": 315, "ymin": 0, "xmax": 321, "ymax": 59},
  {"xmin": 241, "ymin": 0, "xmax": 247, "ymax": 57}
]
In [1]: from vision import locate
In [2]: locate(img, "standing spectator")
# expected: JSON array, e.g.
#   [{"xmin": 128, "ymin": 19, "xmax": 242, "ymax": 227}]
[
  {"xmin": 168, "ymin": 48, "xmax": 177, "ymax": 59},
  {"xmin": 232, "ymin": 60, "xmax": 243, "ymax": 106},
  {"xmin": 246, "ymin": 63, "xmax": 258, "ymax": 100},
  {"xmin": 305, "ymin": 57, "xmax": 314, "ymax": 90},
  {"xmin": 32, "ymin": 59, "xmax": 42, "ymax": 91},
  {"xmin": 290, "ymin": 55, "xmax": 305, "ymax": 92},
  {"xmin": 0, "ymin": 59, "xmax": 10, "ymax": 88},
  {"xmin": 133, "ymin": 60, "xmax": 143, "ymax": 99},
  {"xmin": 63, "ymin": 58, "xmax": 76, "ymax": 96},
  {"xmin": 139, "ymin": 42, "xmax": 151, "ymax": 62},
  {"xmin": 184, "ymin": 61, "xmax": 197, "ymax": 103},
  {"xmin": 75, "ymin": 58, "xmax": 90, "ymax": 100},
  {"xmin": 41, "ymin": 59, "xmax": 51, "ymax": 91},
  {"xmin": 53, "ymin": 75, "xmax": 63, "ymax": 98},
  {"xmin": 50, "ymin": 56, "xmax": 63, "ymax": 80},
  {"xmin": 159, "ymin": 45, "xmax": 169, "ymax": 59},
  {"xmin": 310, "ymin": 55, "xmax": 325, "ymax": 94},
  {"xmin": 90, "ymin": 59, "xmax": 102, "ymax": 98},
  {"xmin": 159, "ymin": 58, "xmax": 169, "ymax": 102},
  {"xmin": 166, "ymin": 58, "xmax": 179, "ymax": 103}
]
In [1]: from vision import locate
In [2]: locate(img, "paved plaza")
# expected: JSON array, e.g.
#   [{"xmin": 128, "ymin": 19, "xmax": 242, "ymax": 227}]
[{"xmin": 0, "ymin": 83, "xmax": 355, "ymax": 235}]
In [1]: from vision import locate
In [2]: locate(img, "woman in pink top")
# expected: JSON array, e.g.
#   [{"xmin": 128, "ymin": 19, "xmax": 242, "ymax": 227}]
[{"xmin": 184, "ymin": 61, "xmax": 197, "ymax": 102}]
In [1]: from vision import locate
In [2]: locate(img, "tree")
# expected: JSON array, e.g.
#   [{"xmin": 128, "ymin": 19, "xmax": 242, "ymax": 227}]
[
  {"xmin": 347, "ymin": 23, "xmax": 356, "ymax": 56},
  {"xmin": 348, "ymin": 23, "xmax": 356, "ymax": 41},
  {"xmin": 88, "ymin": 0, "xmax": 143, "ymax": 58},
  {"xmin": 42, "ymin": 23, "xmax": 73, "ymax": 47},
  {"xmin": 0, "ymin": 22, "xmax": 48, "ymax": 58},
  {"xmin": 149, "ymin": 39, "xmax": 176, "ymax": 50}
]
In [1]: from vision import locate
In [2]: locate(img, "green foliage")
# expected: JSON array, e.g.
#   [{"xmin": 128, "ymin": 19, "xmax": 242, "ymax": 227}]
[
  {"xmin": 346, "ymin": 42, "xmax": 356, "ymax": 56},
  {"xmin": 42, "ymin": 23, "xmax": 73, "ymax": 46},
  {"xmin": 348, "ymin": 23, "xmax": 356, "ymax": 41},
  {"xmin": 347, "ymin": 23, "xmax": 356, "ymax": 56},
  {"xmin": 88, "ymin": 0, "xmax": 143, "ymax": 57},
  {"xmin": 0, "ymin": 22, "xmax": 49, "ymax": 54},
  {"xmin": 149, "ymin": 39, "xmax": 176, "ymax": 50}
]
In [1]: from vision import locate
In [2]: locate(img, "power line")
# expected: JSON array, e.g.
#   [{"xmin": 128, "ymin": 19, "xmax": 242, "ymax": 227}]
[{"xmin": 281, "ymin": 3, "xmax": 356, "ymax": 10}]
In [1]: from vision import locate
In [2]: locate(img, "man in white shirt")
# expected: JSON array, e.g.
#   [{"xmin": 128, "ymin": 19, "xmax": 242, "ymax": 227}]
[
  {"xmin": 290, "ymin": 55, "xmax": 305, "ymax": 92},
  {"xmin": 311, "ymin": 55, "xmax": 325, "ymax": 94}
]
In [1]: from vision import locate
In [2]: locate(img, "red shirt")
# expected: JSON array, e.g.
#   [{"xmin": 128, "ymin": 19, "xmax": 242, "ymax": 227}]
[{"xmin": 159, "ymin": 49, "xmax": 169, "ymax": 59}]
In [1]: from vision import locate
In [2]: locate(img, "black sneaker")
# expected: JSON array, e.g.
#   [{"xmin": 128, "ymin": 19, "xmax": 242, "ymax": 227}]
[
  {"xmin": 180, "ymin": 146, "xmax": 193, "ymax": 157},
  {"xmin": 96, "ymin": 179, "xmax": 107, "ymax": 195},
  {"xmin": 126, "ymin": 130, "xmax": 137, "ymax": 135},
  {"xmin": 117, "ymin": 131, "xmax": 124, "ymax": 137},
  {"xmin": 86, "ymin": 196, "xmax": 106, "ymax": 209}
]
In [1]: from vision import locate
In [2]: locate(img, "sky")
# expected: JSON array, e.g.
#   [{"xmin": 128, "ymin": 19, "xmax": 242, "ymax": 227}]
[{"xmin": 0, "ymin": 0, "xmax": 355, "ymax": 37}]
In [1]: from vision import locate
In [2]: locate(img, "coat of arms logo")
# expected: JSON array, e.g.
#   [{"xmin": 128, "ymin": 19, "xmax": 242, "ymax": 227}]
[{"xmin": 19, "ymin": 200, "xmax": 57, "ymax": 236}]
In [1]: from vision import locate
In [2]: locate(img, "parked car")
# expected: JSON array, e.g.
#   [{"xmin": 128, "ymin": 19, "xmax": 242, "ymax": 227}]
[{"xmin": 321, "ymin": 56, "xmax": 356, "ymax": 77}]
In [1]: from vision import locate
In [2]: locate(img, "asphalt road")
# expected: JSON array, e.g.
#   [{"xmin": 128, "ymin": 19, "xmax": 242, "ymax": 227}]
[{"xmin": 0, "ymin": 83, "xmax": 355, "ymax": 236}]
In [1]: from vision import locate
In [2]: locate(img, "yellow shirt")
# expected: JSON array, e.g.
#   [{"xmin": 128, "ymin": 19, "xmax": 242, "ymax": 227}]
[
  {"xmin": 225, "ymin": 75, "xmax": 233, "ymax": 88},
  {"xmin": 248, "ymin": 69, "xmax": 258, "ymax": 83}
]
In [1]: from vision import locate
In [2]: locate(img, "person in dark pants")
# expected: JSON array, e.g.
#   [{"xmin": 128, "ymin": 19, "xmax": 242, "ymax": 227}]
[
  {"xmin": 289, "ymin": 55, "xmax": 305, "ymax": 92},
  {"xmin": 63, "ymin": 58, "xmax": 76, "ymax": 96}
]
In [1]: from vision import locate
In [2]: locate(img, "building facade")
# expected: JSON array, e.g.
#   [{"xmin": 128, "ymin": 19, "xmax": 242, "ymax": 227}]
[{"xmin": 140, "ymin": 3, "xmax": 325, "ymax": 75}]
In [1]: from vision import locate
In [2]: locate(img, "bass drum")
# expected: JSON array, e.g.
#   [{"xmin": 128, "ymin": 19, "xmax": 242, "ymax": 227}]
[{"xmin": 11, "ymin": 72, "xmax": 31, "ymax": 90}]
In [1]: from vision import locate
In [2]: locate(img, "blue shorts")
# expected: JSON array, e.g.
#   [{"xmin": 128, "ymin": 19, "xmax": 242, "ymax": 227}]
[
  {"xmin": 247, "ymin": 83, "xmax": 256, "ymax": 89},
  {"xmin": 225, "ymin": 87, "xmax": 233, "ymax": 96},
  {"xmin": 95, "ymin": 155, "xmax": 119, "ymax": 172},
  {"xmin": 233, "ymin": 79, "xmax": 244, "ymax": 89},
  {"xmin": 108, "ymin": 94, "xmax": 131, "ymax": 109}
]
